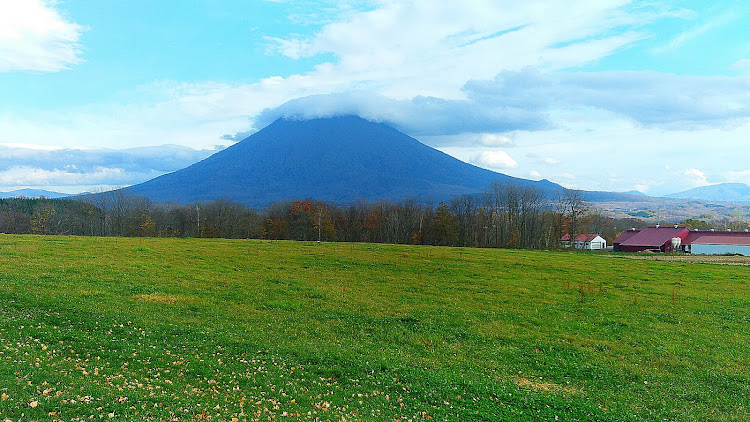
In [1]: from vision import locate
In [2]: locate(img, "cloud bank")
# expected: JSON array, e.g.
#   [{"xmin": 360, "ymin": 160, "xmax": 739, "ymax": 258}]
[
  {"xmin": 253, "ymin": 69, "xmax": 750, "ymax": 139},
  {"xmin": 0, "ymin": 0, "xmax": 85, "ymax": 72},
  {"xmin": 253, "ymin": 91, "xmax": 552, "ymax": 136},
  {"xmin": 0, "ymin": 145, "xmax": 217, "ymax": 192}
]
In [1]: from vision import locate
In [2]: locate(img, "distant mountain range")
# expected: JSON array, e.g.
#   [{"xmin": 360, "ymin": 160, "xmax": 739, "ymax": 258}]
[
  {"xmin": 0, "ymin": 189, "xmax": 68, "ymax": 199},
  {"xmin": 665, "ymin": 183, "xmax": 750, "ymax": 203},
  {"xmin": 123, "ymin": 116, "xmax": 648, "ymax": 208}
]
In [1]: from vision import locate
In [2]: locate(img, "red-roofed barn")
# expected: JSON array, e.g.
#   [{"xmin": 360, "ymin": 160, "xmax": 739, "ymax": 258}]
[
  {"xmin": 613, "ymin": 229, "xmax": 641, "ymax": 252},
  {"xmin": 617, "ymin": 226, "xmax": 689, "ymax": 253}
]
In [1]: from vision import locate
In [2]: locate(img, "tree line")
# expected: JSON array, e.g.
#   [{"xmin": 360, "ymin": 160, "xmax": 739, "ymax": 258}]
[{"xmin": 0, "ymin": 183, "xmax": 648, "ymax": 249}]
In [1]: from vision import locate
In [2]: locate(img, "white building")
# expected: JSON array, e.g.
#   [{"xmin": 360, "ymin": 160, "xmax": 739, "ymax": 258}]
[
  {"xmin": 561, "ymin": 234, "xmax": 607, "ymax": 250},
  {"xmin": 690, "ymin": 235, "xmax": 750, "ymax": 256}
]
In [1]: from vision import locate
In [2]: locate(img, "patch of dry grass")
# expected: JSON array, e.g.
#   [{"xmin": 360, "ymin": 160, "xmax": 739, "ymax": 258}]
[
  {"xmin": 133, "ymin": 292, "xmax": 178, "ymax": 304},
  {"xmin": 515, "ymin": 377, "xmax": 581, "ymax": 395}
]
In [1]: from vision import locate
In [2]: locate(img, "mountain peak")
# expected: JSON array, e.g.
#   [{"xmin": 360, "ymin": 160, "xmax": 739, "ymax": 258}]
[{"xmin": 126, "ymin": 116, "xmax": 564, "ymax": 207}]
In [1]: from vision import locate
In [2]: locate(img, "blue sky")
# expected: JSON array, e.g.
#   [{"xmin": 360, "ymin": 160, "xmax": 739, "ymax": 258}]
[{"xmin": 1, "ymin": 0, "xmax": 749, "ymax": 196}]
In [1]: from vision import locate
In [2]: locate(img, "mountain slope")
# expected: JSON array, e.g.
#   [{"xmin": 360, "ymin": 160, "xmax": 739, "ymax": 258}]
[
  {"xmin": 666, "ymin": 183, "xmax": 750, "ymax": 203},
  {"xmin": 125, "ymin": 116, "xmax": 652, "ymax": 207},
  {"xmin": 126, "ymin": 116, "xmax": 569, "ymax": 207}
]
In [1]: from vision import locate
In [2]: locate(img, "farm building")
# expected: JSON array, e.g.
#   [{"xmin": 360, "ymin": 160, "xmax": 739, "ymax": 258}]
[
  {"xmin": 689, "ymin": 235, "xmax": 750, "ymax": 256},
  {"xmin": 616, "ymin": 225, "xmax": 689, "ymax": 253},
  {"xmin": 561, "ymin": 234, "xmax": 607, "ymax": 250},
  {"xmin": 681, "ymin": 230, "xmax": 750, "ymax": 255},
  {"xmin": 613, "ymin": 229, "xmax": 641, "ymax": 252},
  {"xmin": 614, "ymin": 227, "xmax": 750, "ymax": 254}
]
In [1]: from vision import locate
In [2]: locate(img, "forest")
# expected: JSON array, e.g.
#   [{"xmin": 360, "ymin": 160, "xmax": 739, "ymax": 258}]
[{"xmin": 0, "ymin": 182, "xmax": 650, "ymax": 248}]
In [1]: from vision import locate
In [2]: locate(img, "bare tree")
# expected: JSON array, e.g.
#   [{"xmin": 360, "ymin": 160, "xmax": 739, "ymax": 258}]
[{"xmin": 556, "ymin": 189, "xmax": 588, "ymax": 248}]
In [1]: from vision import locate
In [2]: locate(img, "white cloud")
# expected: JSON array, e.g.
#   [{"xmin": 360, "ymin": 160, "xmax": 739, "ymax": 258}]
[
  {"xmin": 253, "ymin": 91, "xmax": 551, "ymax": 137},
  {"xmin": 479, "ymin": 133, "xmax": 514, "ymax": 147},
  {"xmin": 0, "ymin": 0, "xmax": 85, "ymax": 72},
  {"xmin": 0, "ymin": 166, "xmax": 125, "ymax": 187},
  {"xmin": 0, "ymin": 142, "xmax": 63, "ymax": 151},
  {"xmin": 474, "ymin": 150, "xmax": 517, "ymax": 169},
  {"xmin": 730, "ymin": 59, "xmax": 750, "ymax": 73},
  {"xmin": 464, "ymin": 70, "xmax": 750, "ymax": 128},
  {"xmin": 651, "ymin": 11, "xmax": 737, "ymax": 54},
  {"xmin": 0, "ymin": 144, "xmax": 217, "ymax": 192},
  {"xmin": 251, "ymin": 67, "xmax": 750, "ymax": 142},
  {"xmin": 559, "ymin": 173, "xmax": 576, "ymax": 181},
  {"xmin": 725, "ymin": 170, "xmax": 750, "ymax": 185},
  {"xmin": 440, "ymin": 114, "xmax": 750, "ymax": 196},
  {"xmin": 265, "ymin": 0, "xmax": 656, "ymax": 99},
  {"xmin": 0, "ymin": 83, "xmax": 266, "ymax": 149},
  {"xmin": 633, "ymin": 184, "xmax": 650, "ymax": 194},
  {"xmin": 683, "ymin": 168, "xmax": 709, "ymax": 187},
  {"xmin": 264, "ymin": 36, "xmax": 307, "ymax": 59}
]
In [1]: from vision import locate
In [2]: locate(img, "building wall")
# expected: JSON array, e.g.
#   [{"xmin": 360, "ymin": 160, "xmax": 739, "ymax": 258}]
[
  {"xmin": 620, "ymin": 243, "xmax": 668, "ymax": 253},
  {"xmin": 619, "ymin": 245, "xmax": 652, "ymax": 253},
  {"xmin": 590, "ymin": 236, "xmax": 606, "ymax": 250},
  {"xmin": 691, "ymin": 244, "xmax": 750, "ymax": 256},
  {"xmin": 573, "ymin": 240, "xmax": 606, "ymax": 250}
]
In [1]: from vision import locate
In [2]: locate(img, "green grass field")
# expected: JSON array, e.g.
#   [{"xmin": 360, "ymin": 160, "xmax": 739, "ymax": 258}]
[{"xmin": 1, "ymin": 235, "xmax": 749, "ymax": 421}]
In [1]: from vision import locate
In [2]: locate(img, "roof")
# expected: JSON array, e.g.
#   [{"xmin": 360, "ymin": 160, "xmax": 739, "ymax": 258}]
[
  {"xmin": 561, "ymin": 234, "xmax": 603, "ymax": 242},
  {"xmin": 620, "ymin": 226, "xmax": 689, "ymax": 247},
  {"xmin": 613, "ymin": 229, "xmax": 640, "ymax": 244},
  {"xmin": 683, "ymin": 230, "xmax": 750, "ymax": 245},
  {"xmin": 691, "ymin": 235, "xmax": 750, "ymax": 246}
]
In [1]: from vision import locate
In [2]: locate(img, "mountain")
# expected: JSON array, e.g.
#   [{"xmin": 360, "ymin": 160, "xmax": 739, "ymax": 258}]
[
  {"xmin": 666, "ymin": 183, "xmax": 750, "ymax": 203},
  {"xmin": 0, "ymin": 189, "xmax": 68, "ymax": 199},
  {"xmin": 125, "ymin": 116, "xmax": 648, "ymax": 208},
  {"xmin": 126, "ymin": 116, "xmax": 559, "ymax": 207},
  {"xmin": 622, "ymin": 190, "xmax": 648, "ymax": 196}
]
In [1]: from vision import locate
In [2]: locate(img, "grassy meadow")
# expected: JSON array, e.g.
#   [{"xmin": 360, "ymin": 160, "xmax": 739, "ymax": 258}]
[{"xmin": 1, "ymin": 235, "xmax": 749, "ymax": 420}]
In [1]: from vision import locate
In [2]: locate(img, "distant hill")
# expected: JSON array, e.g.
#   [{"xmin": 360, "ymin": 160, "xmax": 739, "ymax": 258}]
[
  {"xmin": 622, "ymin": 190, "xmax": 648, "ymax": 196},
  {"xmin": 122, "ymin": 116, "xmax": 647, "ymax": 208},
  {"xmin": 0, "ymin": 189, "xmax": 68, "ymax": 199},
  {"xmin": 666, "ymin": 183, "xmax": 750, "ymax": 203}
]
